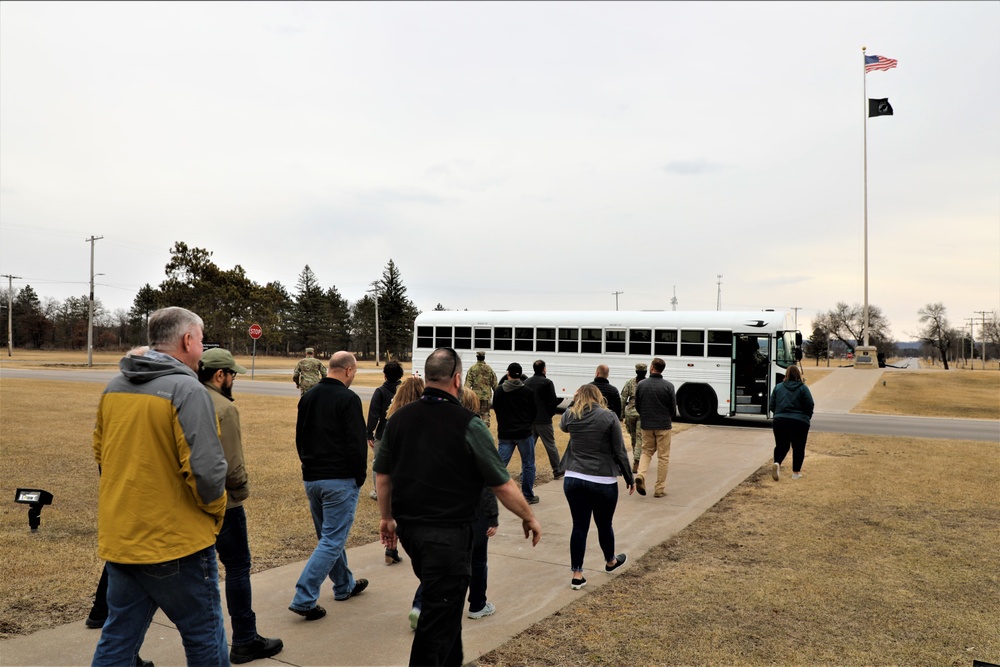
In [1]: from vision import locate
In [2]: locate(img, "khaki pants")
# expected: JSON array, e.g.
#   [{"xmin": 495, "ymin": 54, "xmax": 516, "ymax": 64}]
[{"xmin": 637, "ymin": 428, "xmax": 672, "ymax": 495}]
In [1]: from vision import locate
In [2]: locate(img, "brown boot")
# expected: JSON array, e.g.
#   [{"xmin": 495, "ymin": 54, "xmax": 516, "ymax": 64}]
[{"xmin": 631, "ymin": 460, "xmax": 639, "ymax": 473}]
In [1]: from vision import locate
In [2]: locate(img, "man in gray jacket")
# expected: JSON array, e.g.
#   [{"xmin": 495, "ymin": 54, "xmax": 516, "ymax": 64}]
[{"xmin": 634, "ymin": 357, "xmax": 677, "ymax": 498}]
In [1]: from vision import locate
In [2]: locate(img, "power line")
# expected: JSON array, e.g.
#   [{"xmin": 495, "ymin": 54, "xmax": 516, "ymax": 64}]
[{"xmin": 612, "ymin": 291, "xmax": 624, "ymax": 311}]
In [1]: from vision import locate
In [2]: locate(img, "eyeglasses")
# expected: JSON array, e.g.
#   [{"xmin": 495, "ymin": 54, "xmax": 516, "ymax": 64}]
[{"xmin": 435, "ymin": 347, "xmax": 460, "ymax": 379}]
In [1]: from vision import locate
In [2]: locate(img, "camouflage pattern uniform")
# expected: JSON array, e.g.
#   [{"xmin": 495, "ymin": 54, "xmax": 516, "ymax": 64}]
[
  {"xmin": 464, "ymin": 354, "xmax": 498, "ymax": 427},
  {"xmin": 293, "ymin": 350, "xmax": 327, "ymax": 395},
  {"xmin": 621, "ymin": 365, "xmax": 646, "ymax": 468}
]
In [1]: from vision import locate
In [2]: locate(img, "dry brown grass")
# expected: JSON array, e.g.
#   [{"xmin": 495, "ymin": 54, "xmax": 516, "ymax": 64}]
[
  {"xmin": 479, "ymin": 433, "xmax": 1000, "ymax": 666},
  {"xmin": 854, "ymin": 370, "xmax": 1000, "ymax": 420}
]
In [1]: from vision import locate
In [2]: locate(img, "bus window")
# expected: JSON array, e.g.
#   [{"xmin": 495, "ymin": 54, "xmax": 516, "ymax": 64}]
[
  {"xmin": 707, "ymin": 330, "xmax": 732, "ymax": 358},
  {"xmin": 629, "ymin": 329, "xmax": 652, "ymax": 356},
  {"xmin": 417, "ymin": 326, "xmax": 434, "ymax": 349},
  {"xmin": 558, "ymin": 327, "xmax": 579, "ymax": 353},
  {"xmin": 494, "ymin": 327, "xmax": 513, "ymax": 351},
  {"xmin": 435, "ymin": 326, "xmax": 452, "ymax": 348},
  {"xmin": 515, "ymin": 327, "xmax": 534, "ymax": 352},
  {"xmin": 537, "ymin": 327, "xmax": 556, "ymax": 352},
  {"xmin": 680, "ymin": 329, "xmax": 705, "ymax": 356},
  {"xmin": 606, "ymin": 329, "xmax": 626, "ymax": 354},
  {"xmin": 474, "ymin": 328, "xmax": 491, "ymax": 349},
  {"xmin": 454, "ymin": 326, "xmax": 472, "ymax": 350},
  {"xmin": 581, "ymin": 328, "xmax": 602, "ymax": 353},
  {"xmin": 654, "ymin": 329, "xmax": 677, "ymax": 356}
]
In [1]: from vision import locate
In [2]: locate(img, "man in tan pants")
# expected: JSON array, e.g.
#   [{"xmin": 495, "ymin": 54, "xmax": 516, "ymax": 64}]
[{"xmin": 634, "ymin": 357, "xmax": 677, "ymax": 498}]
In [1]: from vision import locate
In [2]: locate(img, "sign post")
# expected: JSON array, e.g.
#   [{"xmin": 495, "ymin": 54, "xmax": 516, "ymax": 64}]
[{"xmin": 248, "ymin": 323, "xmax": 262, "ymax": 379}]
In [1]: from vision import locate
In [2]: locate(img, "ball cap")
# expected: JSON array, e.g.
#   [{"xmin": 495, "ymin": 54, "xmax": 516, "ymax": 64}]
[
  {"xmin": 201, "ymin": 348, "xmax": 248, "ymax": 374},
  {"xmin": 507, "ymin": 362, "xmax": 522, "ymax": 376},
  {"xmin": 476, "ymin": 350, "xmax": 486, "ymax": 358},
  {"xmin": 635, "ymin": 363, "xmax": 648, "ymax": 371},
  {"xmin": 305, "ymin": 347, "xmax": 315, "ymax": 354}
]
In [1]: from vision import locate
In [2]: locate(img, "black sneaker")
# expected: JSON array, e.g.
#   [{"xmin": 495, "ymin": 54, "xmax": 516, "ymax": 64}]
[
  {"xmin": 85, "ymin": 612, "xmax": 106, "ymax": 629},
  {"xmin": 335, "ymin": 578, "xmax": 368, "ymax": 600},
  {"xmin": 289, "ymin": 604, "xmax": 326, "ymax": 620},
  {"xmin": 605, "ymin": 553, "xmax": 627, "ymax": 572},
  {"xmin": 230, "ymin": 634, "xmax": 284, "ymax": 664},
  {"xmin": 570, "ymin": 577, "xmax": 587, "ymax": 590},
  {"xmin": 135, "ymin": 657, "xmax": 153, "ymax": 667},
  {"xmin": 525, "ymin": 495, "xmax": 540, "ymax": 505}
]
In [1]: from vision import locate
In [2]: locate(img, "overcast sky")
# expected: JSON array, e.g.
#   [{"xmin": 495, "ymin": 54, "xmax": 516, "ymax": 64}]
[{"xmin": 2, "ymin": 1, "xmax": 997, "ymax": 341}]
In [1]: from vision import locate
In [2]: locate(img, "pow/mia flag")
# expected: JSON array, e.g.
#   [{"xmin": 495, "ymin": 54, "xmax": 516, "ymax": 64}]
[{"xmin": 868, "ymin": 98, "xmax": 894, "ymax": 118}]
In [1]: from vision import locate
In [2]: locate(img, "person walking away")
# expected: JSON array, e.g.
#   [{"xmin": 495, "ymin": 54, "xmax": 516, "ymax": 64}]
[
  {"xmin": 367, "ymin": 361, "xmax": 404, "ymax": 502},
  {"xmin": 464, "ymin": 350, "xmax": 498, "ymax": 426},
  {"xmin": 493, "ymin": 362, "xmax": 540, "ymax": 503},
  {"xmin": 198, "ymin": 348, "xmax": 284, "ymax": 663},
  {"xmin": 524, "ymin": 359, "xmax": 564, "ymax": 479},
  {"xmin": 559, "ymin": 383, "xmax": 635, "ymax": 589},
  {"xmin": 374, "ymin": 347, "xmax": 541, "ymax": 667},
  {"xmin": 634, "ymin": 357, "xmax": 677, "ymax": 498},
  {"xmin": 769, "ymin": 365, "xmax": 814, "ymax": 481},
  {"xmin": 91, "ymin": 307, "xmax": 229, "ymax": 666},
  {"xmin": 289, "ymin": 351, "xmax": 369, "ymax": 620},
  {"xmin": 293, "ymin": 347, "xmax": 327, "ymax": 394},
  {"xmin": 382, "ymin": 375, "xmax": 425, "ymax": 567},
  {"xmin": 620, "ymin": 363, "xmax": 647, "ymax": 473},
  {"xmin": 408, "ymin": 386, "xmax": 501, "ymax": 631},
  {"xmin": 591, "ymin": 364, "xmax": 623, "ymax": 419}
]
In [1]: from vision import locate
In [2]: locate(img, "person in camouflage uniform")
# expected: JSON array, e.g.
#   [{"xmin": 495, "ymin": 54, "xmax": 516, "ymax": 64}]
[
  {"xmin": 464, "ymin": 351, "xmax": 498, "ymax": 427},
  {"xmin": 620, "ymin": 363, "xmax": 647, "ymax": 473},
  {"xmin": 293, "ymin": 348, "xmax": 327, "ymax": 395}
]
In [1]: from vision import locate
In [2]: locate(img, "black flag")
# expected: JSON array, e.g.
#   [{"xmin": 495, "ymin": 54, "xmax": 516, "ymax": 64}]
[{"xmin": 868, "ymin": 98, "xmax": 893, "ymax": 117}]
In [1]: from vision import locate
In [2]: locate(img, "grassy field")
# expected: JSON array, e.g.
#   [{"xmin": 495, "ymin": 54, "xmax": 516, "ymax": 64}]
[{"xmin": 1, "ymin": 354, "xmax": 998, "ymax": 664}]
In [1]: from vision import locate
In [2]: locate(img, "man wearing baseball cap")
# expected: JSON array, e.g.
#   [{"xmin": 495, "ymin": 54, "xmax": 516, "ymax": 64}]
[
  {"xmin": 493, "ymin": 362, "xmax": 540, "ymax": 503},
  {"xmin": 199, "ymin": 348, "xmax": 284, "ymax": 664}
]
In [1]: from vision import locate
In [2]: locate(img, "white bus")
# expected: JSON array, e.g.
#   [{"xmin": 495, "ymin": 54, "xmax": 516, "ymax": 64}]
[{"xmin": 411, "ymin": 310, "xmax": 803, "ymax": 423}]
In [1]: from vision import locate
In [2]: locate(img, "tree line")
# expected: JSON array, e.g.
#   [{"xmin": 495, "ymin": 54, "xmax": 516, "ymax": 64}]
[{"xmin": 1, "ymin": 242, "xmax": 419, "ymax": 360}]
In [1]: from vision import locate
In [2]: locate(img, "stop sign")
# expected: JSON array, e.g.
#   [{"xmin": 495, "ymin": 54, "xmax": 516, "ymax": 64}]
[{"xmin": 248, "ymin": 323, "xmax": 262, "ymax": 339}]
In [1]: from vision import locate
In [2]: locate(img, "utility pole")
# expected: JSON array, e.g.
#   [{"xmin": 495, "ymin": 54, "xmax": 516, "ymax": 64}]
[
  {"xmin": 975, "ymin": 311, "xmax": 991, "ymax": 370},
  {"xmin": 716, "ymin": 275, "xmax": 722, "ymax": 311},
  {"xmin": 1, "ymin": 274, "xmax": 21, "ymax": 357},
  {"xmin": 670, "ymin": 286, "xmax": 677, "ymax": 311},
  {"xmin": 367, "ymin": 282, "xmax": 381, "ymax": 366},
  {"xmin": 86, "ymin": 235, "xmax": 103, "ymax": 367},
  {"xmin": 790, "ymin": 306, "xmax": 801, "ymax": 332},
  {"xmin": 612, "ymin": 291, "xmax": 624, "ymax": 311},
  {"xmin": 964, "ymin": 318, "xmax": 976, "ymax": 369}
]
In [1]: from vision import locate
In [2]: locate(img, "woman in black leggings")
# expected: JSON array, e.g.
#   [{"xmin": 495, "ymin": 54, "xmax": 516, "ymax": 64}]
[{"xmin": 769, "ymin": 365, "xmax": 815, "ymax": 480}]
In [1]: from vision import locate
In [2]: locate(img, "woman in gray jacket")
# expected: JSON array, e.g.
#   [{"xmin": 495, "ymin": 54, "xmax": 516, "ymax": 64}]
[
  {"xmin": 559, "ymin": 384, "xmax": 635, "ymax": 590},
  {"xmin": 769, "ymin": 365, "xmax": 815, "ymax": 481}
]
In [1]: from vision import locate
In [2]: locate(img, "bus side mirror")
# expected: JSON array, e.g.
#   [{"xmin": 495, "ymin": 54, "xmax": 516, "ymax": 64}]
[
  {"xmin": 795, "ymin": 332, "xmax": 803, "ymax": 346},
  {"xmin": 795, "ymin": 348, "xmax": 803, "ymax": 361}
]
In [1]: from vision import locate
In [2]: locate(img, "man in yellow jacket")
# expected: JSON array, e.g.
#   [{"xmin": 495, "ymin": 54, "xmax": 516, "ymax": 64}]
[{"xmin": 92, "ymin": 307, "xmax": 229, "ymax": 667}]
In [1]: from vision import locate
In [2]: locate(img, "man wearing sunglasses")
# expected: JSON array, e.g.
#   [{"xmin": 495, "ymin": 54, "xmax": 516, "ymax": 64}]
[{"xmin": 374, "ymin": 347, "xmax": 542, "ymax": 667}]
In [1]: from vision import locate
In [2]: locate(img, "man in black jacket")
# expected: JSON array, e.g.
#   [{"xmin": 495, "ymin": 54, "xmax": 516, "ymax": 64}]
[
  {"xmin": 634, "ymin": 357, "xmax": 677, "ymax": 498},
  {"xmin": 524, "ymin": 360, "xmax": 563, "ymax": 479},
  {"xmin": 289, "ymin": 351, "xmax": 369, "ymax": 620},
  {"xmin": 374, "ymin": 348, "xmax": 541, "ymax": 666},
  {"xmin": 493, "ymin": 362, "xmax": 540, "ymax": 503},
  {"xmin": 591, "ymin": 364, "xmax": 623, "ymax": 419}
]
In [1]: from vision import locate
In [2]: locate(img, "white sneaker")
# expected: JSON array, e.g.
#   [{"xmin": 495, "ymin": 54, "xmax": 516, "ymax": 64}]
[
  {"xmin": 467, "ymin": 601, "xmax": 495, "ymax": 619},
  {"xmin": 369, "ymin": 490, "xmax": 378, "ymax": 500},
  {"xmin": 771, "ymin": 462, "xmax": 780, "ymax": 481},
  {"xmin": 792, "ymin": 472, "xmax": 802, "ymax": 480}
]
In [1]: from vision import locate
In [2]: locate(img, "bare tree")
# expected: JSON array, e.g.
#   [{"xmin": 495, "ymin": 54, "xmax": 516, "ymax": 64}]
[
  {"xmin": 917, "ymin": 303, "xmax": 953, "ymax": 370},
  {"xmin": 819, "ymin": 302, "xmax": 894, "ymax": 355}
]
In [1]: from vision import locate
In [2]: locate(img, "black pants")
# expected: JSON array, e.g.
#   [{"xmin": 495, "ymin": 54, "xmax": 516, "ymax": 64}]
[
  {"xmin": 397, "ymin": 523, "xmax": 472, "ymax": 667},
  {"xmin": 772, "ymin": 417, "xmax": 810, "ymax": 473}
]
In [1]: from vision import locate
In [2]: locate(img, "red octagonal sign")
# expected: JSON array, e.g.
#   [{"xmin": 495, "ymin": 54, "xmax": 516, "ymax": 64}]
[{"xmin": 248, "ymin": 323, "xmax": 262, "ymax": 339}]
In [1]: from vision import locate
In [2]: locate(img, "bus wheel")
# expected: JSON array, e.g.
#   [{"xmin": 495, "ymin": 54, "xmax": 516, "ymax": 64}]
[{"xmin": 678, "ymin": 385, "xmax": 717, "ymax": 424}]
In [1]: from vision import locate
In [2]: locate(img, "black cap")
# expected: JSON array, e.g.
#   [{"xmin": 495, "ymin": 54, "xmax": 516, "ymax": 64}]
[{"xmin": 507, "ymin": 362, "xmax": 522, "ymax": 376}]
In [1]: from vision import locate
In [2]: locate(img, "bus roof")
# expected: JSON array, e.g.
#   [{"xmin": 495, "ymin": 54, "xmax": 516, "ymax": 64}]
[{"xmin": 414, "ymin": 310, "xmax": 795, "ymax": 330}]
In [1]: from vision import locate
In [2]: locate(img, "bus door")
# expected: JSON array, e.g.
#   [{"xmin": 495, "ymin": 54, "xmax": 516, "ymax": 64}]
[{"xmin": 731, "ymin": 333, "xmax": 771, "ymax": 416}]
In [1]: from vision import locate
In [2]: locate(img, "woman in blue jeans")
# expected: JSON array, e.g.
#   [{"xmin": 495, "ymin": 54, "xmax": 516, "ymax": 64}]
[{"xmin": 559, "ymin": 384, "xmax": 635, "ymax": 590}]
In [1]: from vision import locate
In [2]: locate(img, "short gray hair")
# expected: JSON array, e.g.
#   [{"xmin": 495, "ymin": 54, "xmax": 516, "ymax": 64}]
[
  {"xmin": 425, "ymin": 348, "xmax": 461, "ymax": 383},
  {"xmin": 148, "ymin": 307, "xmax": 203, "ymax": 349}
]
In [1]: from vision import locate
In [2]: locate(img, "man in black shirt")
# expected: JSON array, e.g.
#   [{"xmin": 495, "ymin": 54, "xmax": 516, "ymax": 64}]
[
  {"xmin": 591, "ymin": 364, "xmax": 622, "ymax": 418},
  {"xmin": 493, "ymin": 362, "xmax": 540, "ymax": 503},
  {"xmin": 524, "ymin": 359, "xmax": 563, "ymax": 479},
  {"xmin": 375, "ymin": 348, "xmax": 541, "ymax": 667}
]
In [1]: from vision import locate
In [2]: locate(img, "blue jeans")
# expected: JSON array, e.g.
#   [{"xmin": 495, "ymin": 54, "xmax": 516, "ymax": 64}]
[
  {"xmin": 92, "ymin": 545, "xmax": 228, "ymax": 667},
  {"xmin": 498, "ymin": 435, "xmax": 536, "ymax": 498},
  {"xmin": 290, "ymin": 478, "xmax": 359, "ymax": 610},
  {"xmin": 563, "ymin": 476, "xmax": 619, "ymax": 571},
  {"xmin": 216, "ymin": 505, "xmax": 257, "ymax": 645}
]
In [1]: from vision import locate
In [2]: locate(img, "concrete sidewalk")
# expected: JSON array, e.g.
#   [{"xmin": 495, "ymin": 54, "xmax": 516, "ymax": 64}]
[{"xmin": 0, "ymin": 368, "xmax": 881, "ymax": 667}]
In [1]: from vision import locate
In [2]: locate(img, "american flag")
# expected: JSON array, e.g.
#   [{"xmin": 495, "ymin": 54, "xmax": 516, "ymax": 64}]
[{"xmin": 865, "ymin": 54, "xmax": 898, "ymax": 73}]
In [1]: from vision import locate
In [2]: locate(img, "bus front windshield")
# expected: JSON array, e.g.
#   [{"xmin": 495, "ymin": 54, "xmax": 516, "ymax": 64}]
[{"xmin": 776, "ymin": 331, "xmax": 798, "ymax": 368}]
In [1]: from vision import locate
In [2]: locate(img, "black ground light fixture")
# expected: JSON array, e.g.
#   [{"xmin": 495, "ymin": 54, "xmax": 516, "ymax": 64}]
[{"xmin": 15, "ymin": 488, "xmax": 53, "ymax": 532}]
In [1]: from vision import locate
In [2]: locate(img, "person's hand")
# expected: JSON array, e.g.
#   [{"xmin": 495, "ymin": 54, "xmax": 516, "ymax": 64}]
[
  {"xmin": 628, "ymin": 483, "xmax": 636, "ymax": 496},
  {"xmin": 379, "ymin": 518, "xmax": 397, "ymax": 550},
  {"xmin": 368, "ymin": 439, "xmax": 375, "ymax": 449},
  {"xmin": 486, "ymin": 526, "xmax": 497, "ymax": 538},
  {"xmin": 522, "ymin": 517, "xmax": 542, "ymax": 546}
]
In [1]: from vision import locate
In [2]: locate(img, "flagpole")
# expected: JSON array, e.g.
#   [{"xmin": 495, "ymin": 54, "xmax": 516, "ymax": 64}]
[{"xmin": 862, "ymin": 45, "xmax": 870, "ymax": 350}]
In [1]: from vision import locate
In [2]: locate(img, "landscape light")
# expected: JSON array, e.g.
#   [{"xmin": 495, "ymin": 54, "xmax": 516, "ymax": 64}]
[{"xmin": 14, "ymin": 488, "xmax": 53, "ymax": 532}]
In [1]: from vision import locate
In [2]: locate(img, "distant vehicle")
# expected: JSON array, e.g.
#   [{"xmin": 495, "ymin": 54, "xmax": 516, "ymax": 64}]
[{"xmin": 411, "ymin": 310, "xmax": 803, "ymax": 424}]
